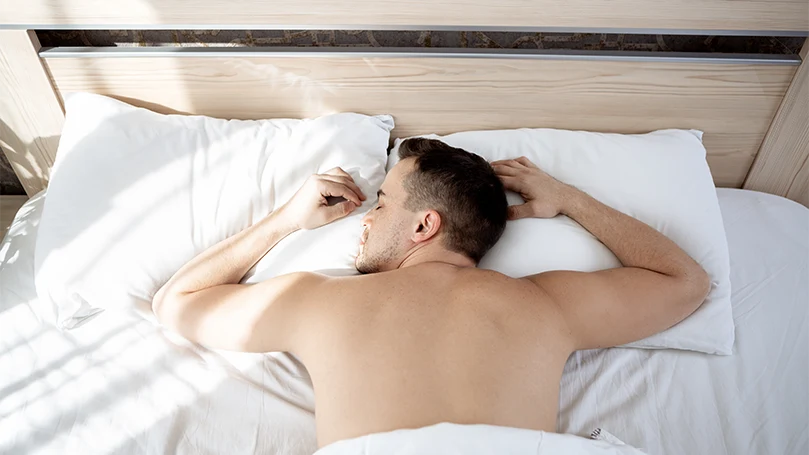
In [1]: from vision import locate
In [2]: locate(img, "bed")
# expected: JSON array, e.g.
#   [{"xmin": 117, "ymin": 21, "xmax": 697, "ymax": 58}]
[
  {"xmin": 1, "ymin": 188, "xmax": 806, "ymax": 454},
  {"xmin": 1, "ymin": 1, "xmax": 808, "ymax": 454}
]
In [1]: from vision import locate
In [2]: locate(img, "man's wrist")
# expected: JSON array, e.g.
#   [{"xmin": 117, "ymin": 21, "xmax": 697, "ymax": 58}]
[
  {"xmin": 559, "ymin": 185, "xmax": 587, "ymax": 218},
  {"xmin": 262, "ymin": 206, "xmax": 300, "ymax": 236}
]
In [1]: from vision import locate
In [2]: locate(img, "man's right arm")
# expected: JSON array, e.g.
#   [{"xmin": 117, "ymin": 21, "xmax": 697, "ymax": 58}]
[
  {"xmin": 153, "ymin": 167, "xmax": 365, "ymax": 353},
  {"xmin": 493, "ymin": 157, "xmax": 710, "ymax": 350}
]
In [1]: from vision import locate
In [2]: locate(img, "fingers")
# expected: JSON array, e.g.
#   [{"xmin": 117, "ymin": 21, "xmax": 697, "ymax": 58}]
[
  {"xmin": 320, "ymin": 180, "xmax": 363, "ymax": 206},
  {"xmin": 491, "ymin": 163, "xmax": 519, "ymax": 177},
  {"xmin": 325, "ymin": 167, "xmax": 350, "ymax": 178},
  {"xmin": 325, "ymin": 200, "xmax": 357, "ymax": 220},
  {"xmin": 497, "ymin": 175, "xmax": 525, "ymax": 194},
  {"xmin": 507, "ymin": 204, "xmax": 534, "ymax": 220},
  {"xmin": 490, "ymin": 159, "xmax": 519, "ymax": 168},
  {"xmin": 320, "ymin": 175, "xmax": 366, "ymax": 201},
  {"xmin": 515, "ymin": 156, "xmax": 538, "ymax": 169},
  {"xmin": 321, "ymin": 168, "xmax": 366, "ymax": 201},
  {"xmin": 491, "ymin": 156, "xmax": 538, "ymax": 169}
]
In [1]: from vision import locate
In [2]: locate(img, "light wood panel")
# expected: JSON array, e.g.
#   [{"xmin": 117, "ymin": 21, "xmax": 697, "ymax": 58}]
[
  {"xmin": 0, "ymin": 195, "xmax": 28, "ymax": 240},
  {"xmin": 43, "ymin": 55, "xmax": 796, "ymax": 187},
  {"xmin": 0, "ymin": 30, "xmax": 65, "ymax": 196},
  {"xmin": 744, "ymin": 44, "xmax": 809, "ymax": 206},
  {"xmin": 1, "ymin": 0, "xmax": 807, "ymax": 33}
]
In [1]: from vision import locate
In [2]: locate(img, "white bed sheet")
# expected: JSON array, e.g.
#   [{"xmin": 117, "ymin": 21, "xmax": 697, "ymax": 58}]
[{"xmin": 0, "ymin": 188, "xmax": 806, "ymax": 455}]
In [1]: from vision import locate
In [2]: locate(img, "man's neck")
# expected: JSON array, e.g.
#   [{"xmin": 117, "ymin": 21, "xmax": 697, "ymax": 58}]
[{"xmin": 396, "ymin": 243, "xmax": 475, "ymax": 270}]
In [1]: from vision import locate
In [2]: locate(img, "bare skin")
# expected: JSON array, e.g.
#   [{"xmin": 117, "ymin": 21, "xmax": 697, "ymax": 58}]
[{"xmin": 153, "ymin": 157, "xmax": 710, "ymax": 448}]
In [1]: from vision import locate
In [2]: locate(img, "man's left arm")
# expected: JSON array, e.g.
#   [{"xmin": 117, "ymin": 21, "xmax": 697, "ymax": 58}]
[{"xmin": 152, "ymin": 167, "xmax": 365, "ymax": 353}]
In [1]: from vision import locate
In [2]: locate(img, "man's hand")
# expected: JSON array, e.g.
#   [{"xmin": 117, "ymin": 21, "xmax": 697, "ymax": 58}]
[
  {"xmin": 279, "ymin": 168, "xmax": 367, "ymax": 230},
  {"xmin": 491, "ymin": 157, "xmax": 573, "ymax": 220}
]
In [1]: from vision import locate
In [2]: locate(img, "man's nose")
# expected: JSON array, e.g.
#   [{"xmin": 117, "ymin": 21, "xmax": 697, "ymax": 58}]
[{"xmin": 361, "ymin": 210, "xmax": 373, "ymax": 226}]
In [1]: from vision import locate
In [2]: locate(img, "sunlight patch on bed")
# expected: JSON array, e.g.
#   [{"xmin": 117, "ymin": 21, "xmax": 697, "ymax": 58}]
[{"xmin": 0, "ymin": 310, "xmax": 234, "ymax": 454}]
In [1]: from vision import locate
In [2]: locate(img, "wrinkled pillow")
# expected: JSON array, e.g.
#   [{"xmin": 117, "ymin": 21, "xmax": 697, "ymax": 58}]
[
  {"xmin": 35, "ymin": 93, "xmax": 393, "ymax": 328},
  {"xmin": 389, "ymin": 129, "xmax": 732, "ymax": 355},
  {"xmin": 1, "ymin": 191, "xmax": 46, "ymax": 309}
]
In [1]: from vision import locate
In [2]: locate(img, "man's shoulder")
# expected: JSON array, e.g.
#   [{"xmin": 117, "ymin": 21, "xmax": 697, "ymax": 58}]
[
  {"xmin": 455, "ymin": 266, "xmax": 539, "ymax": 293},
  {"xmin": 456, "ymin": 268, "xmax": 565, "ymax": 316},
  {"xmin": 310, "ymin": 265, "xmax": 543, "ymax": 307}
]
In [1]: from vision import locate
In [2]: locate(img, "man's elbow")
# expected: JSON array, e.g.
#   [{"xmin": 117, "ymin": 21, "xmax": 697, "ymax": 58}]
[
  {"xmin": 151, "ymin": 284, "xmax": 185, "ymax": 329},
  {"xmin": 682, "ymin": 266, "xmax": 711, "ymax": 307}
]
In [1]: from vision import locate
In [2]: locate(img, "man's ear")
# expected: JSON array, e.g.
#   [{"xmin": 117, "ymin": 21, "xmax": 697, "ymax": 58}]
[{"xmin": 412, "ymin": 210, "xmax": 442, "ymax": 244}]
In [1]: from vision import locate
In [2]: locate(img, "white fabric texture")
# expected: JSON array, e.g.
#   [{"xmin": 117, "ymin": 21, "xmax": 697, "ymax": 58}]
[
  {"xmin": 388, "ymin": 130, "xmax": 732, "ymax": 354},
  {"xmin": 1, "ymin": 189, "xmax": 805, "ymax": 455},
  {"xmin": 314, "ymin": 422, "xmax": 647, "ymax": 455},
  {"xmin": 33, "ymin": 93, "xmax": 393, "ymax": 328},
  {"xmin": 1, "ymin": 191, "xmax": 45, "ymax": 308}
]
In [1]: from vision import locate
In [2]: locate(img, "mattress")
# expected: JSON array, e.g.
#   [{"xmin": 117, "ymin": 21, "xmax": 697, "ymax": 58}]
[{"xmin": 1, "ymin": 188, "xmax": 807, "ymax": 455}]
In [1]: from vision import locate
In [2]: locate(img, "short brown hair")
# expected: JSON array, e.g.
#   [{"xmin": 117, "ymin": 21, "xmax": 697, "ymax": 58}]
[{"xmin": 398, "ymin": 138, "xmax": 508, "ymax": 263}]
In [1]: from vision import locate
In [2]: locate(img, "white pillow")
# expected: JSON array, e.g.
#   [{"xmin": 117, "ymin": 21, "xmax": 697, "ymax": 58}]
[
  {"xmin": 35, "ymin": 93, "xmax": 393, "ymax": 329},
  {"xmin": 388, "ymin": 129, "xmax": 733, "ymax": 355},
  {"xmin": 1, "ymin": 191, "xmax": 46, "ymax": 310}
]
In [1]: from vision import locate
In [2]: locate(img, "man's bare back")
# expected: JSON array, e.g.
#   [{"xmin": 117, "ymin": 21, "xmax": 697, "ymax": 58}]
[
  {"xmin": 298, "ymin": 264, "xmax": 569, "ymax": 445},
  {"xmin": 153, "ymin": 144, "xmax": 710, "ymax": 449}
]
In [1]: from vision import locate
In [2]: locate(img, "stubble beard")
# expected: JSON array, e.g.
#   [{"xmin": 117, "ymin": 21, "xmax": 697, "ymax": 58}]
[{"xmin": 356, "ymin": 236, "xmax": 400, "ymax": 274}]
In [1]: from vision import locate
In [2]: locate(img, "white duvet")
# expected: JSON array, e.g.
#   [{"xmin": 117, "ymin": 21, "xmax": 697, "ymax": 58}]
[
  {"xmin": 1, "ymin": 188, "xmax": 807, "ymax": 455},
  {"xmin": 315, "ymin": 423, "xmax": 647, "ymax": 455}
]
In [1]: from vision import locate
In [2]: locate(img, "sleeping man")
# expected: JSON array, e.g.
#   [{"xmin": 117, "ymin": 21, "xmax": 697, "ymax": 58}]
[{"xmin": 153, "ymin": 138, "xmax": 710, "ymax": 454}]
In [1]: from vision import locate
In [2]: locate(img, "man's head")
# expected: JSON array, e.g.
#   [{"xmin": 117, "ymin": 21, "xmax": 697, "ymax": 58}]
[{"xmin": 355, "ymin": 138, "xmax": 508, "ymax": 274}]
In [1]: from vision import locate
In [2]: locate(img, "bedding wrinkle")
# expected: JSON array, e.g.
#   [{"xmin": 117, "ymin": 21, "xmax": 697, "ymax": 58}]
[
  {"xmin": 9, "ymin": 349, "xmax": 175, "ymax": 454},
  {"xmin": 164, "ymin": 408, "xmax": 190, "ymax": 455},
  {"xmin": 687, "ymin": 335, "xmax": 737, "ymax": 452},
  {"xmin": 203, "ymin": 350, "xmax": 313, "ymax": 412},
  {"xmin": 729, "ymin": 268, "xmax": 791, "ymax": 322},
  {"xmin": 189, "ymin": 145, "xmax": 201, "ymax": 246},
  {"xmin": 558, "ymin": 350, "xmax": 602, "ymax": 432},
  {"xmin": 631, "ymin": 353, "xmax": 665, "ymax": 455},
  {"xmin": 785, "ymin": 434, "xmax": 808, "ymax": 455},
  {"xmin": 109, "ymin": 353, "xmax": 235, "ymax": 454},
  {"xmin": 252, "ymin": 134, "xmax": 274, "ymax": 224},
  {"xmin": 208, "ymin": 351, "xmax": 307, "ymax": 410},
  {"xmin": 1, "ymin": 303, "xmax": 231, "ymax": 454},
  {"xmin": 1, "ymin": 323, "xmax": 51, "ymax": 361},
  {"xmin": 704, "ymin": 370, "xmax": 732, "ymax": 455},
  {"xmin": 173, "ymin": 346, "xmax": 317, "ymax": 449},
  {"xmin": 256, "ymin": 371, "xmax": 267, "ymax": 454},
  {"xmin": 210, "ymin": 160, "xmax": 228, "ymax": 230},
  {"xmin": 767, "ymin": 283, "xmax": 808, "ymax": 388},
  {"xmin": 0, "ymin": 320, "xmax": 138, "ymax": 408}
]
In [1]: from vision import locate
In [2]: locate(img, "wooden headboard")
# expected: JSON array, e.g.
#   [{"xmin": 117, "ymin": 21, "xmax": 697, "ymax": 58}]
[
  {"xmin": 0, "ymin": 0, "xmax": 807, "ymax": 206},
  {"xmin": 2, "ymin": 0, "xmax": 807, "ymax": 33}
]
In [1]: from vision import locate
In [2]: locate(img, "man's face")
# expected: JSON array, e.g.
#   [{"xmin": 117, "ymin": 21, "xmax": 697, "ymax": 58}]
[{"xmin": 355, "ymin": 159, "xmax": 416, "ymax": 274}]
